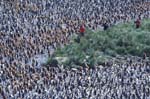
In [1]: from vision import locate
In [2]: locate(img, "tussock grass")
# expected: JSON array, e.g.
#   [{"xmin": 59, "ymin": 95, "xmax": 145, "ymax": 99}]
[{"xmin": 47, "ymin": 19, "xmax": 150, "ymax": 68}]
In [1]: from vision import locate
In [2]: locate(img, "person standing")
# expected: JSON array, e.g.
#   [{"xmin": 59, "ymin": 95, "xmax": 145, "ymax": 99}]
[
  {"xmin": 103, "ymin": 22, "xmax": 109, "ymax": 30},
  {"xmin": 79, "ymin": 25, "xmax": 85, "ymax": 36},
  {"xmin": 75, "ymin": 24, "xmax": 85, "ymax": 43},
  {"xmin": 135, "ymin": 17, "xmax": 141, "ymax": 28},
  {"xmin": 143, "ymin": 52, "xmax": 147, "ymax": 59}
]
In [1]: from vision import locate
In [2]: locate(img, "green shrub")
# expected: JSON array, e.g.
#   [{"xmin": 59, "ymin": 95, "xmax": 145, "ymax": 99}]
[{"xmin": 46, "ymin": 19, "xmax": 150, "ymax": 68}]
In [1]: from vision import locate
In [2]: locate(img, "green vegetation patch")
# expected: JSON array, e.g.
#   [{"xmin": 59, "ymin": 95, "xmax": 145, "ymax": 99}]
[{"xmin": 47, "ymin": 19, "xmax": 150, "ymax": 68}]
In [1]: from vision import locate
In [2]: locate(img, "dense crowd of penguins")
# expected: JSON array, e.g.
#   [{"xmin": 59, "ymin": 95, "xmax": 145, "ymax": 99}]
[
  {"xmin": 1, "ymin": 56, "xmax": 150, "ymax": 99},
  {"xmin": 0, "ymin": 0, "xmax": 150, "ymax": 98}
]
